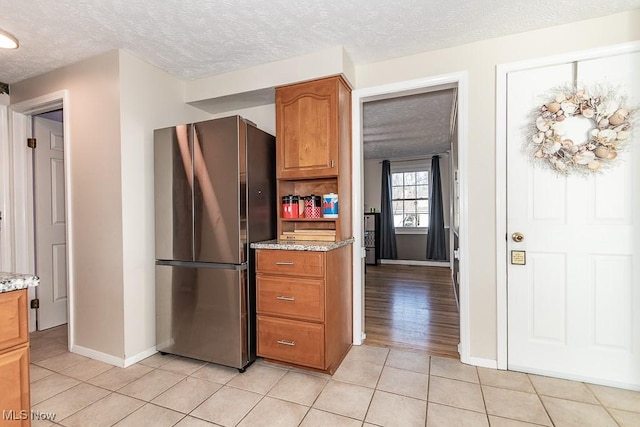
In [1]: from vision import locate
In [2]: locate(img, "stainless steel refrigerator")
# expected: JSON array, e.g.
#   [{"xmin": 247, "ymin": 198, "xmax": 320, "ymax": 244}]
[{"xmin": 154, "ymin": 115, "xmax": 275, "ymax": 371}]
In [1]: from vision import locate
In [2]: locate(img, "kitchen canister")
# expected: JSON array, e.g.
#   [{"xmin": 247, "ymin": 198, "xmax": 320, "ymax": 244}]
[
  {"xmin": 282, "ymin": 195, "xmax": 299, "ymax": 219},
  {"xmin": 322, "ymin": 193, "xmax": 338, "ymax": 218},
  {"xmin": 304, "ymin": 195, "xmax": 322, "ymax": 218}
]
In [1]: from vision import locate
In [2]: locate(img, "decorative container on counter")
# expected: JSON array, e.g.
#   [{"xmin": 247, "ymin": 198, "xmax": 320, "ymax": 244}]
[
  {"xmin": 304, "ymin": 195, "xmax": 322, "ymax": 218},
  {"xmin": 282, "ymin": 195, "xmax": 299, "ymax": 218},
  {"xmin": 322, "ymin": 193, "xmax": 338, "ymax": 218}
]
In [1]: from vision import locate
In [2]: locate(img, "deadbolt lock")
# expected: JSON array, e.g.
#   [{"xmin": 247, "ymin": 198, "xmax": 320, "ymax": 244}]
[{"xmin": 512, "ymin": 232, "xmax": 525, "ymax": 243}]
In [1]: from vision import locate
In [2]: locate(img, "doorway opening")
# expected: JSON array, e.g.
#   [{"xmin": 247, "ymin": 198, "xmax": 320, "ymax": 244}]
[
  {"xmin": 32, "ymin": 111, "xmax": 69, "ymax": 332},
  {"xmin": 352, "ymin": 73, "xmax": 469, "ymax": 360},
  {"xmin": 9, "ymin": 91, "xmax": 73, "ymax": 354}
]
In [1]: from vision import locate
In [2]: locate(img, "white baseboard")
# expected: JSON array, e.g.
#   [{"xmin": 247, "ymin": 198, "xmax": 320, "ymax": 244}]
[
  {"xmin": 71, "ymin": 344, "xmax": 127, "ymax": 368},
  {"xmin": 461, "ymin": 355, "xmax": 498, "ymax": 369},
  {"xmin": 124, "ymin": 347, "xmax": 157, "ymax": 368},
  {"xmin": 71, "ymin": 344, "xmax": 157, "ymax": 368},
  {"xmin": 380, "ymin": 259, "xmax": 450, "ymax": 267}
]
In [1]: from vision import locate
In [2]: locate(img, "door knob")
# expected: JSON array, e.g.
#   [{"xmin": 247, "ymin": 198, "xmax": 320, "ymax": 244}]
[{"xmin": 512, "ymin": 232, "xmax": 525, "ymax": 243}]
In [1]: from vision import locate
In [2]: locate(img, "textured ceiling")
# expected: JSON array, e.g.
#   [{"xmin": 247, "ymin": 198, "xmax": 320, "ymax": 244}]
[
  {"xmin": 1, "ymin": 0, "xmax": 639, "ymax": 85},
  {"xmin": 1, "ymin": 0, "xmax": 638, "ymax": 159},
  {"xmin": 363, "ymin": 89, "xmax": 455, "ymax": 159}
]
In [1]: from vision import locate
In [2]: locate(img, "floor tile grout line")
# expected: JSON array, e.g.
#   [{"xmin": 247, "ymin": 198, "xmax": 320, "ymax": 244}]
[
  {"xmin": 528, "ymin": 373, "xmax": 629, "ymax": 425},
  {"xmin": 583, "ymin": 381, "xmax": 628, "ymax": 424},
  {"xmin": 537, "ymin": 393, "xmax": 625, "ymax": 427},
  {"xmin": 31, "ymin": 329, "xmax": 640, "ymax": 426},
  {"xmin": 424, "ymin": 355, "xmax": 432, "ymax": 423},
  {"xmin": 527, "ymin": 372, "xmax": 560, "ymax": 427},
  {"xmin": 274, "ymin": 368, "xmax": 330, "ymax": 409},
  {"xmin": 52, "ymin": 390, "xmax": 142, "ymax": 427},
  {"xmin": 179, "ymin": 365, "xmax": 292, "ymax": 426},
  {"xmin": 475, "ymin": 365, "xmax": 492, "ymax": 427},
  {"xmin": 488, "ymin": 414, "xmax": 551, "ymax": 427}
]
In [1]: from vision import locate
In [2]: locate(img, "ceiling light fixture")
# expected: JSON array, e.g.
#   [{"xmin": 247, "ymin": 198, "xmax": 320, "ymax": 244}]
[{"xmin": 0, "ymin": 29, "xmax": 19, "ymax": 49}]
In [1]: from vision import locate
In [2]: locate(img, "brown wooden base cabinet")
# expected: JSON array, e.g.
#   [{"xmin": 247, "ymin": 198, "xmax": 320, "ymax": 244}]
[
  {"xmin": 256, "ymin": 244, "xmax": 352, "ymax": 374},
  {"xmin": 0, "ymin": 289, "xmax": 31, "ymax": 427}
]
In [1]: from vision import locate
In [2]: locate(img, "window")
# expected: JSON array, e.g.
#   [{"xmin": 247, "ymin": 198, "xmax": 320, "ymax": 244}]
[{"xmin": 392, "ymin": 170, "xmax": 429, "ymax": 228}]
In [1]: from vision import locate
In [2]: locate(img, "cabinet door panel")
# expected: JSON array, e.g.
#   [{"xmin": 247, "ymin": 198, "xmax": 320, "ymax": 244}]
[{"xmin": 276, "ymin": 78, "xmax": 340, "ymax": 178}]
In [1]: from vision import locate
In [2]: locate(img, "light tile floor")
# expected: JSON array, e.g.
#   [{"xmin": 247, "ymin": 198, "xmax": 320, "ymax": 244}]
[{"xmin": 29, "ymin": 326, "xmax": 640, "ymax": 426}]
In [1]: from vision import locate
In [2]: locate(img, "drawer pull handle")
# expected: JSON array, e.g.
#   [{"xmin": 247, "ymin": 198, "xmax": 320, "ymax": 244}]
[
  {"xmin": 276, "ymin": 295, "xmax": 295, "ymax": 301},
  {"xmin": 277, "ymin": 340, "xmax": 296, "ymax": 346},
  {"xmin": 275, "ymin": 261, "xmax": 295, "ymax": 266}
]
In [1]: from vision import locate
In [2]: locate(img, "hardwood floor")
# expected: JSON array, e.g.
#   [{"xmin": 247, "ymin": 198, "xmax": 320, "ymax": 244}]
[{"xmin": 363, "ymin": 264, "xmax": 460, "ymax": 358}]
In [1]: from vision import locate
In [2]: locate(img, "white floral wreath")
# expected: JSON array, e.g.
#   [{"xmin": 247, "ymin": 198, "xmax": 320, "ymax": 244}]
[{"xmin": 529, "ymin": 86, "xmax": 634, "ymax": 173}]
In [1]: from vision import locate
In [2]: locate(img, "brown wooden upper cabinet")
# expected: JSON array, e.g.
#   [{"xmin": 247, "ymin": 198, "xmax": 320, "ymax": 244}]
[{"xmin": 276, "ymin": 75, "xmax": 351, "ymax": 179}]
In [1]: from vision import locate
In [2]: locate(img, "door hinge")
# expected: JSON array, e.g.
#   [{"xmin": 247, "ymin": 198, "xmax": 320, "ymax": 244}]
[
  {"xmin": 30, "ymin": 298, "xmax": 40, "ymax": 309},
  {"xmin": 27, "ymin": 138, "xmax": 36, "ymax": 149}
]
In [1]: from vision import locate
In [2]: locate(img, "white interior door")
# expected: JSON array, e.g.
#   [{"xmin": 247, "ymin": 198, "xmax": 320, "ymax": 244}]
[
  {"xmin": 506, "ymin": 51, "xmax": 640, "ymax": 388},
  {"xmin": 34, "ymin": 116, "xmax": 68, "ymax": 330}
]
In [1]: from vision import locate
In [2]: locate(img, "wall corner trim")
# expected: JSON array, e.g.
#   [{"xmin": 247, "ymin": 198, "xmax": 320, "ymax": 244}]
[
  {"xmin": 461, "ymin": 355, "xmax": 498, "ymax": 370},
  {"xmin": 71, "ymin": 344, "xmax": 127, "ymax": 368},
  {"xmin": 71, "ymin": 344, "xmax": 157, "ymax": 368}
]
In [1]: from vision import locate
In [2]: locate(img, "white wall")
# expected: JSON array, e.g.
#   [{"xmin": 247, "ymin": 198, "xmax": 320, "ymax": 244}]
[
  {"xmin": 10, "ymin": 51, "xmax": 126, "ymax": 358},
  {"xmin": 210, "ymin": 103, "xmax": 276, "ymax": 137},
  {"xmin": 118, "ymin": 51, "xmax": 212, "ymax": 362},
  {"xmin": 186, "ymin": 46, "xmax": 355, "ymax": 105},
  {"xmin": 355, "ymin": 9, "xmax": 640, "ymax": 361},
  {"xmin": 9, "ymin": 50, "xmax": 277, "ymax": 364},
  {"xmin": 9, "ymin": 50, "xmax": 214, "ymax": 364}
]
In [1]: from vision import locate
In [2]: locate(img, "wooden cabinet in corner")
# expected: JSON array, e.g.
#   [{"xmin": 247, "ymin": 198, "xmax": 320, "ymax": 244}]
[
  {"xmin": 0, "ymin": 289, "xmax": 31, "ymax": 427},
  {"xmin": 275, "ymin": 75, "xmax": 351, "ymax": 179}
]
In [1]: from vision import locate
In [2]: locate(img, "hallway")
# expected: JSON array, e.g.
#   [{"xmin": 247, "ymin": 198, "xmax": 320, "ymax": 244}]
[{"xmin": 364, "ymin": 265, "xmax": 459, "ymax": 358}]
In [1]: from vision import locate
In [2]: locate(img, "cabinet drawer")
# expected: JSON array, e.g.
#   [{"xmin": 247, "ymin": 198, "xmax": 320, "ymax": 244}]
[
  {"xmin": 0, "ymin": 290, "xmax": 28, "ymax": 352},
  {"xmin": 257, "ymin": 316, "xmax": 324, "ymax": 369},
  {"xmin": 256, "ymin": 250, "xmax": 324, "ymax": 278},
  {"xmin": 257, "ymin": 276, "xmax": 324, "ymax": 322}
]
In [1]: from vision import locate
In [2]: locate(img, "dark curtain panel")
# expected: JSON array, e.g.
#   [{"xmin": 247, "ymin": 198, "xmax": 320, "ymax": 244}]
[
  {"xmin": 427, "ymin": 156, "xmax": 447, "ymax": 260},
  {"xmin": 380, "ymin": 160, "xmax": 397, "ymax": 259}
]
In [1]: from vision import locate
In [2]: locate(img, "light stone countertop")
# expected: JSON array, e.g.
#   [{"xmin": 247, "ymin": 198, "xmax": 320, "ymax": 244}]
[
  {"xmin": 0, "ymin": 272, "xmax": 40, "ymax": 293},
  {"xmin": 251, "ymin": 238, "xmax": 354, "ymax": 252}
]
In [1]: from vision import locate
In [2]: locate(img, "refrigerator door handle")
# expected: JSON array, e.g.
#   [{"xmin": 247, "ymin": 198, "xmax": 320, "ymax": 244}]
[{"xmin": 156, "ymin": 259, "xmax": 247, "ymax": 271}]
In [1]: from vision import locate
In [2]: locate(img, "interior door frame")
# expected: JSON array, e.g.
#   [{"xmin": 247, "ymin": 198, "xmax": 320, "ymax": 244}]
[
  {"xmin": 495, "ymin": 41, "xmax": 640, "ymax": 370},
  {"xmin": 0, "ymin": 101, "xmax": 12, "ymax": 272},
  {"xmin": 351, "ymin": 71, "xmax": 471, "ymax": 363},
  {"xmin": 9, "ymin": 90, "xmax": 74, "ymax": 348}
]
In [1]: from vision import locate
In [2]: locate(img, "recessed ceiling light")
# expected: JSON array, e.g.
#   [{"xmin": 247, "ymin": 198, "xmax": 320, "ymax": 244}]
[{"xmin": 0, "ymin": 29, "xmax": 19, "ymax": 49}]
